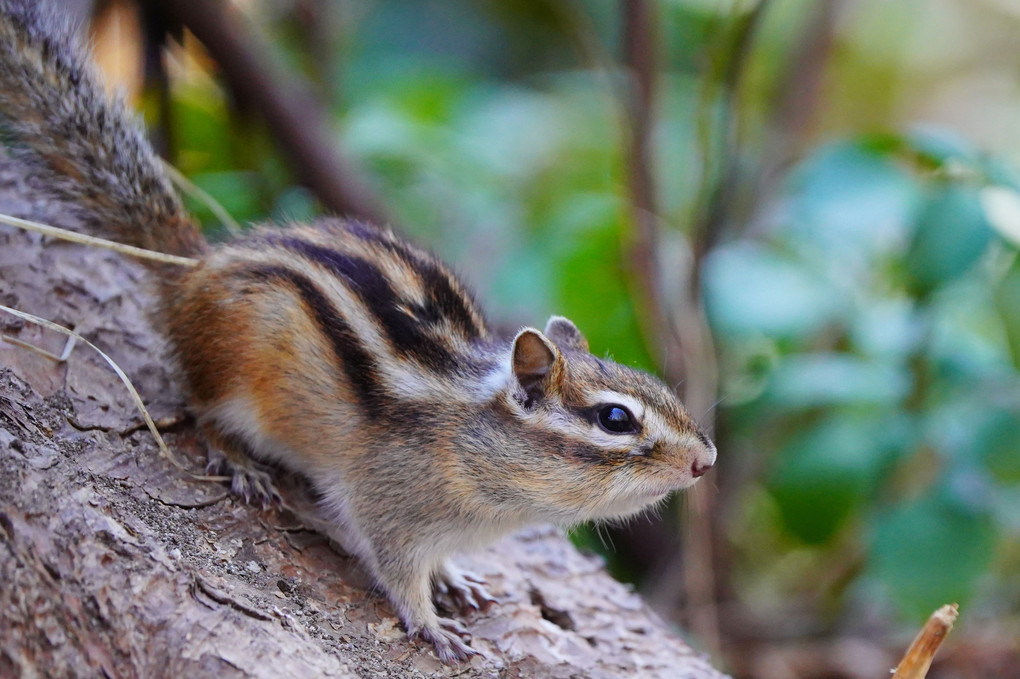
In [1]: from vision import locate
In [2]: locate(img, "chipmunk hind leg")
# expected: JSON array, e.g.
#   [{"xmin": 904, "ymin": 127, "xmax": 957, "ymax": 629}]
[
  {"xmin": 374, "ymin": 548, "xmax": 479, "ymax": 663},
  {"xmin": 311, "ymin": 488, "xmax": 476, "ymax": 661}
]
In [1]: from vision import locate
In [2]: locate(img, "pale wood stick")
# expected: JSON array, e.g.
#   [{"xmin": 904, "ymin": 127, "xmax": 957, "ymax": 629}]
[{"xmin": 891, "ymin": 603, "xmax": 959, "ymax": 679}]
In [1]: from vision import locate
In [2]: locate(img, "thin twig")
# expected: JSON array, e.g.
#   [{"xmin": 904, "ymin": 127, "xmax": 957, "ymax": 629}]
[
  {"xmin": 0, "ymin": 213, "xmax": 200, "ymax": 267},
  {"xmin": 743, "ymin": 0, "xmax": 840, "ymax": 230},
  {"xmin": 192, "ymin": 574, "xmax": 275, "ymax": 621},
  {"xmin": 676, "ymin": 3, "xmax": 771, "ymax": 660},
  {"xmin": 0, "ymin": 305, "xmax": 178, "ymax": 468},
  {"xmin": 0, "ymin": 305, "xmax": 223, "ymax": 484},
  {"xmin": 548, "ymin": 0, "xmax": 619, "ymax": 96},
  {"xmin": 618, "ymin": 0, "xmax": 774, "ymax": 660},
  {"xmin": 620, "ymin": 0, "xmax": 684, "ymax": 382},
  {"xmin": 691, "ymin": 0, "xmax": 770, "ymax": 274},
  {"xmin": 162, "ymin": 161, "xmax": 242, "ymax": 235}
]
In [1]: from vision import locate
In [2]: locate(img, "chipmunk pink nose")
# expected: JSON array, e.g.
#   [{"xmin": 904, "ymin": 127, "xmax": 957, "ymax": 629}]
[{"xmin": 691, "ymin": 460, "xmax": 713, "ymax": 478}]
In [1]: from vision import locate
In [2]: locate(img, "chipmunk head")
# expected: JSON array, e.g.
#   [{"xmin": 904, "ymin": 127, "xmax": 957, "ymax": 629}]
[{"xmin": 496, "ymin": 316, "xmax": 716, "ymax": 522}]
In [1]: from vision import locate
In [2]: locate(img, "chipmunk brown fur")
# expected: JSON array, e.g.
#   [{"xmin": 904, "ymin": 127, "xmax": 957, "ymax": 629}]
[{"xmin": 0, "ymin": 1, "xmax": 717, "ymax": 663}]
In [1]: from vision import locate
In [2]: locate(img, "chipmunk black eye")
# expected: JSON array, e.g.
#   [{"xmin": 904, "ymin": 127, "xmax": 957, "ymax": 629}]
[{"xmin": 597, "ymin": 405, "xmax": 636, "ymax": 434}]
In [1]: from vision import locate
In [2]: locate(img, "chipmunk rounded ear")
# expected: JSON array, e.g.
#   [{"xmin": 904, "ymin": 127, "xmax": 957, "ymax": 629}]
[
  {"xmin": 544, "ymin": 316, "xmax": 589, "ymax": 353},
  {"xmin": 511, "ymin": 328, "xmax": 560, "ymax": 398}
]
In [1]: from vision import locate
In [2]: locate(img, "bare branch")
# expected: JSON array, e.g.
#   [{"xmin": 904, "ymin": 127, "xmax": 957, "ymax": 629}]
[
  {"xmin": 151, "ymin": 0, "xmax": 393, "ymax": 225},
  {"xmin": 620, "ymin": 0, "xmax": 685, "ymax": 383},
  {"xmin": 691, "ymin": 1, "xmax": 770, "ymax": 272}
]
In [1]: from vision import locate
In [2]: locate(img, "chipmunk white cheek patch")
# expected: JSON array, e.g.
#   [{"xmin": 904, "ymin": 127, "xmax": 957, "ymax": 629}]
[{"xmin": 477, "ymin": 358, "xmax": 513, "ymax": 399}]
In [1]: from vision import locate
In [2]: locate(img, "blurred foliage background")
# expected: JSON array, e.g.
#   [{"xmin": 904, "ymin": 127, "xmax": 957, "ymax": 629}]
[{"xmin": 87, "ymin": 0, "xmax": 1020, "ymax": 676}]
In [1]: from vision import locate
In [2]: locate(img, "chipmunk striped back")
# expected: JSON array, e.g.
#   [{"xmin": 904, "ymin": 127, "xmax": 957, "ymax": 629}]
[{"xmin": 164, "ymin": 219, "xmax": 499, "ymax": 421}]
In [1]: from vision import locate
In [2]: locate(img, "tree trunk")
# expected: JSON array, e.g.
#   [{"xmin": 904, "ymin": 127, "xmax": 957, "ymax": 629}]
[{"xmin": 0, "ymin": 158, "xmax": 728, "ymax": 678}]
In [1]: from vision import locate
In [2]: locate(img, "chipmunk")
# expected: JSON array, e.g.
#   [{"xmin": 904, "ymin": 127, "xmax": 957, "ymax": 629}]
[{"xmin": 0, "ymin": 1, "xmax": 716, "ymax": 663}]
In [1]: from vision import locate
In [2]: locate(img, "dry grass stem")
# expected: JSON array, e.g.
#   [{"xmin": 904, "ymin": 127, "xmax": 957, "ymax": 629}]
[
  {"xmin": 1, "ymin": 332, "xmax": 76, "ymax": 362},
  {"xmin": 0, "ymin": 212, "xmax": 200, "ymax": 267},
  {"xmin": 0, "ymin": 304, "xmax": 225, "ymax": 484},
  {"xmin": 162, "ymin": 161, "xmax": 242, "ymax": 235},
  {"xmin": 891, "ymin": 603, "xmax": 960, "ymax": 679}
]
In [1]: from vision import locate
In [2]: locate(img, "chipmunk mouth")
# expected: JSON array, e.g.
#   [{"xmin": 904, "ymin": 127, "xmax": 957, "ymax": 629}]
[
  {"xmin": 639, "ymin": 480, "xmax": 683, "ymax": 500},
  {"xmin": 653, "ymin": 472, "xmax": 700, "ymax": 493}
]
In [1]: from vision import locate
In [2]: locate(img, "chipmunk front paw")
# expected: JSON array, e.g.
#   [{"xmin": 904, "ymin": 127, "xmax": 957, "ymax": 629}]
[{"xmin": 206, "ymin": 449, "xmax": 281, "ymax": 508}]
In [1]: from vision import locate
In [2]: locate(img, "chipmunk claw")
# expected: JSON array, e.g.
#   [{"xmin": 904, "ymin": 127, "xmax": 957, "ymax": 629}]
[
  {"xmin": 230, "ymin": 469, "xmax": 282, "ymax": 508},
  {"xmin": 206, "ymin": 451, "xmax": 281, "ymax": 508},
  {"xmin": 435, "ymin": 563, "xmax": 498, "ymax": 614},
  {"xmin": 419, "ymin": 620, "xmax": 479, "ymax": 664}
]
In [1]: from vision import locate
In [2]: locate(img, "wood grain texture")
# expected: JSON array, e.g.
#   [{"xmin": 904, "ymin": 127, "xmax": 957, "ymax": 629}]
[{"xmin": 0, "ymin": 157, "xmax": 727, "ymax": 678}]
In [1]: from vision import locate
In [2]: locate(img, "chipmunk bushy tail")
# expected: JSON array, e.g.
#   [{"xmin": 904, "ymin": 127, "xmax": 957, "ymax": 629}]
[{"xmin": 0, "ymin": 0, "xmax": 206, "ymax": 260}]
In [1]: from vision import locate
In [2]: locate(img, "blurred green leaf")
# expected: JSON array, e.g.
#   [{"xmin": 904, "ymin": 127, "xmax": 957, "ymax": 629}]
[
  {"xmin": 989, "ymin": 486, "xmax": 1020, "ymax": 534},
  {"xmin": 996, "ymin": 264, "xmax": 1020, "ymax": 370},
  {"xmin": 870, "ymin": 491, "xmax": 996, "ymax": 620},
  {"xmin": 850, "ymin": 299, "xmax": 923, "ymax": 361},
  {"xmin": 926, "ymin": 398, "xmax": 1020, "ymax": 483},
  {"xmin": 981, "ymin": 159, "xmax": 1020, "ymax": 193},
  {"xmin": 928, "ymin": 279, "xmax": 1014, "ymax": 379},
  {"xmin": 769, "ymin": 414, "xmax": 904, "ymax": 543},
  {"xmin": 786, "ymin": 141, "xmax": 920, "ymax": 257},
  {"xmin": 552, "ymin": 202, "xmax": 654, "ymax": 371},
  {"xmin": 981, "ymin": 186, "xmax": 1020, "ymax": 247},
  {"xmin": 272, "ymin": 187, "xmax": 319, "ymax": 223},
  {"xmin": 976, "ymin": 410, "xmax": 1020, "ymax": 484},
  {"xmin": 766, "ymin": 353, "xmax": 910, "ymax": 408},
  {"xmin": 169, "ymin": 87, "xmax": 235, "ymax": 174},
  {"xmin": 185, "ymin": 172, "xmax": 265, "ymax": 228},
  {"xmin": 343, "ymin": 101, "xmax": 436, "ymax": 162},
  {"xmin": 704, "ymin": 244, "xmax": 846, "ymax": 339},
  {"xmin": 456, "ymin": 88, "xmax": 568, "ymax": 179},
  {"xmin": 905, "ymin": 185, "xmax": 994, "ymax": 297},
  {"xmin": 902, "ymin": 127, "xmax": 978, "ymax": 168}
]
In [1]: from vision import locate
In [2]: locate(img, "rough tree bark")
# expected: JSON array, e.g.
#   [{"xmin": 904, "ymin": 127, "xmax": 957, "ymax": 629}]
[{"xmin": 0, "ymin": 159, "xmax": 729, "ymax": 678}]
